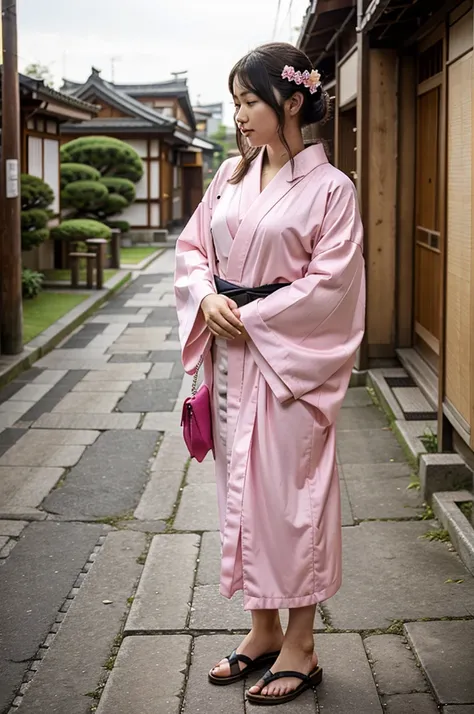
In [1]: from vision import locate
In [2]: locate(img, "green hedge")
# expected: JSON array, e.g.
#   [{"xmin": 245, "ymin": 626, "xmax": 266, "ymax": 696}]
[
  {"xmin": 51, "ymin": 218, "xmax": 112, "ymax": 241},
  {"xmin": 61, "ymin": 180, "xmax": 109, "ymax": 211},
  {"xmin": 60, "ymin": 163, "xmax": 101, "ymax": 189},
  {"xmin": 60, "ymin": 136, "xmax": 143, "ymax": 183}
]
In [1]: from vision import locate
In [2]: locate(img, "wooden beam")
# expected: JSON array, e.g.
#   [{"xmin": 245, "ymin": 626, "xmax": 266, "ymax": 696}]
[
  {"xmin": 470, "ymin": 15, "xmax": 474, "ymax": 450},
  {"xmin": 0, "ymin": 0, "xmax": 23, "ymax": 354},
  {"xmin": 396, "ymin": 51, "xmax": 416, "ymax": 348},
  {"xmin": 366, "ymin": 48, "xmax": 398, "ymax": 359}
]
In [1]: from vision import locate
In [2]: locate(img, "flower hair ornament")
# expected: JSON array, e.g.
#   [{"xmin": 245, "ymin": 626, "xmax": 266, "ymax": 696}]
[{"xmin": 281, "ymin": 65, "xmax": 322, "ymax": 94}]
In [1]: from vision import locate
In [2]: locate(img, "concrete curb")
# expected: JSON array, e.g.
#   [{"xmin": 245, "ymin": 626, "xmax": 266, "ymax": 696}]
[
  {"xmin": 0, "ymin": 270, "xmax": 132, "ymax": 389},
  {"xmin": 420, "ymin": 454, "xmax": 473, "ymax": 502},
  {"xmin": 432, "ymin": 490, "xmax": 474, "ymax": 576}
]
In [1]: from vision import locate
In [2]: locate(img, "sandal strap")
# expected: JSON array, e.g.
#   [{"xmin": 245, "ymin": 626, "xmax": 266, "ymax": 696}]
[
  {"xmin": 261, "ymin": 669, "xmax": 311, "ymax": 686},
  {"xmin": 227, "ymin": 649, "xmax": 253, "ymax": 676}
]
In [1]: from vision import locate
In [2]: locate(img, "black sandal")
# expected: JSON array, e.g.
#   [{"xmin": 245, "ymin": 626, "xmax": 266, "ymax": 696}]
[
  {"xmin": 208, "ymin": 649, "xmax": 280, "ymax": 686},
  {"xmin": 246, "ymin": 666, "xmax": 323, "ymax": 705}
]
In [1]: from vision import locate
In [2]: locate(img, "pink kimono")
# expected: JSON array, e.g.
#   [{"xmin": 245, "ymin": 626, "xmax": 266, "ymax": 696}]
[{"xmin": 175, "ymin": 143, "xmax": 365, "ymax": 610}]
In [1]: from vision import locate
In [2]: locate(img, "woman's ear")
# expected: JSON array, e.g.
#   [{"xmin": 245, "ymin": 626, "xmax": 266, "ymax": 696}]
[{"xmin": 287, "ymin": 91, "xmax": 304, "ymax": 116}]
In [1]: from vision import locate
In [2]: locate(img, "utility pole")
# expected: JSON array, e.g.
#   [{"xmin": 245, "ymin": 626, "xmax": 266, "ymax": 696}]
[{"xmin": 0, "ymin": 0, "xmax": 22, "ymax": 354}]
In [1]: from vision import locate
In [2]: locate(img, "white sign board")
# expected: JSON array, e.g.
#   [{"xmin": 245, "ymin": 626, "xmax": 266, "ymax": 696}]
[{"xmin": 6, "ymin": 159, "xmax": 19, "ymax": 198}]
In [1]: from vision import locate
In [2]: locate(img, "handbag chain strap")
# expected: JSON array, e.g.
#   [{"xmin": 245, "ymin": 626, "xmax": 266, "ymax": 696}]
[{"xmin": 191, "ymin": 354, "xmax": 204, "ymax": 397}]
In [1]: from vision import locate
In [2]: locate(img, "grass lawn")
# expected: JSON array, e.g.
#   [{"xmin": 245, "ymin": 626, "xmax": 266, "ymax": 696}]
[
  {"xmin": 120, "ymin": 246, "xmax": 161, "ymax": 264},
  {"xmin": 23, "ymin": 292, "xmax": 89, "ymax": 343},
  {"xmin": 42, "ymin": 268, "xmax": 119, "ymax": 283}
]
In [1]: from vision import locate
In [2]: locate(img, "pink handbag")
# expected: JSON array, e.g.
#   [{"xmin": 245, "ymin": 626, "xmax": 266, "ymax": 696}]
[{"xmin": 181, "ymin": 356, "xmax": 214, "ymax": 462}]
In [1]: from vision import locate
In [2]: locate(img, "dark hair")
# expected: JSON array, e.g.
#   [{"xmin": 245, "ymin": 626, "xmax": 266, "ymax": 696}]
[{"xmin": 228, "ymin": 42, "xmax": 329, "ymax": 184}]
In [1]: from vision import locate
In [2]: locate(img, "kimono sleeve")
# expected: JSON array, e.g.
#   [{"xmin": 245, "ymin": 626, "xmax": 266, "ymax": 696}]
[
  {"xmin": 240, "ymin": 178, "xmax": 366, "ymax": 404},
  {"xmin": 174, "ymin": 170, "xmax": 221, "ymax": 373}
]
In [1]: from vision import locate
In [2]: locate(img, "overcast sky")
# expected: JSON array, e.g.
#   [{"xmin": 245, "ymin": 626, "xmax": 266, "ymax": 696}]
[{"xmin": 18, "ymin": 0, "xmax": 311, "ymax": 126}]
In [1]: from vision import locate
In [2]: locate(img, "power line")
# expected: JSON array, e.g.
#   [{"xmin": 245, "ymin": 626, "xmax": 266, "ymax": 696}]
[{"xmin": 271, "ymin": 0, "xmax": 282, "ymax": 40}]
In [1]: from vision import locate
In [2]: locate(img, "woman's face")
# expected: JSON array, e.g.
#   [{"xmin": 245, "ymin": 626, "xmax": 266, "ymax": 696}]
[{"xmin": 232, "ymin": 76, "xmax": 280, "ymax": 147}]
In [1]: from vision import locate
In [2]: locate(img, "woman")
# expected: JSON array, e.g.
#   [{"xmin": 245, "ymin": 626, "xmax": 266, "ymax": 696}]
[{"xmin": 175, "ymin": 42, "xmax": 365, "ymax": 706}]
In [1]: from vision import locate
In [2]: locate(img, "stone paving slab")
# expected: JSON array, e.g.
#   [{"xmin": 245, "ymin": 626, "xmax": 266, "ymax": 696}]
[
  {"xmin": 316, "ymin": 633, "xmax": 383, "ymax": 713},
  {"xmin": 147, "ymin": 363, "xmax": 175, "ymax": 379},
  {"xmin": 342, "ymin": 463, "xmax": 422, "ymax": 520},
  {"xmin": 325, "ymin": 522, "xmax": 474, "ymax": 630},
  {"xmin": 0, "ymin": 466, "xmax": 64, "ymax": 510},
  {"xmin": 9, "ymin": 384, "xmax": 54, "ymax": 402},
  {"xmin": 383, "ymin": 693, "xmax": 440, "ymax": 714},
  {"xmin": 405, "ymin": 621, "xmax": 474, "ymax": 705},
  {"xmin": 337, "ymin": 428, "xmax": 406, "ymax": 464},
  {"xmin": 186, "ymin": 454, "xmax": 215, "ymax": 484},
  {"xmin": 0, "ymin": 412, "xmax": 21, "ymax": 428},
  {"xmin": 342, "ymin": 387, "xmax": 374, "ymax": 407},
  {"xmin": 118, "ymin": 378, "xmax": 182, "ymax": 412},
  {"xmin": 32, "ymin": 413, "xmax": 140, "ymax": 430},
  {"xmin": 183, "ymin": 635, "xmax": 246, "ymax": 714},
  {"xmin": 443, "ymin": 707, "xmax": 474, "ymax": 713},
  {"xmin": 0, "ymin": 519, "xmax": 28, "ymax": 536},
  {"xmin": 197, "ymin": 531, "xmax": 222, "ymax": 585},
  {"xmin": 17, "ymin": 530, "xmax": 145, "ymax": 714},
  {"xmin": 0, "ymin": 521, "xmax": 106, "ymax": 713},
  {"xmin": 134, "ymin": 432, "xmax": 189, "ymax": 520},
  {"xmin": 108, "ymin": 353, "xmax": 151, "ymax": 363},
  {"xmin": 0, "ymin": 399, "xmax": 35, "ymax": 413},
  {"xmin": 42, "ymin": 430, "xmax": 158, "ymax": 518},
  {"xmin": 340, "ymin": 477, "xmax": 354, "ymax": 525},
  {"xmin": 95, "ymin": 635, "xmax": 190, "ymax": 714},
  {"xmin": 82, "ymin": 369, "xmax": 150, "ymax": 382},
  {"xmin": 31, "ymin": 369, "xmax": 67, "ymax": 385},
  {"xmin": 140, "ymin": 411, "xmax": 181, "ymax": 431},
  {"xmin": 125, "ymin": 534, "xmax": 199, "ymax": 632},
  {"xmin": 14, "ymin": 429, "xmax": 100, "ymax": 446},
  {"xmin": 72, "ymin": 380, "xmax": 131, "ymax": 393},
  {"xmin": 337, "ymin": 405, "xmax": 388, "ymax": 430},
  {"xmin": 190, "ymin": 585, "xmax": 325, "ymax": 632},
  {"xmin": 52, "ymin": 392, "xmax": 121, "ymax": 414},
  {"xmin": 174, "ymin": 483, "xmax": 220, "ymax": 531},
  {"xmin": 364, "ymin": 635, "xmax": 429, "ymax": 695},
  {"xmin": 0, "ymin": 442, "xmax": 86, "ymax": 467}
]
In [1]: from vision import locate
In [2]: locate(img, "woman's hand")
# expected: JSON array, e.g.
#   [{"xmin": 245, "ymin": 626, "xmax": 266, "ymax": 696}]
[{"xmin": 200, "ymin": 294, "xmax": 245, "ymax": 340}]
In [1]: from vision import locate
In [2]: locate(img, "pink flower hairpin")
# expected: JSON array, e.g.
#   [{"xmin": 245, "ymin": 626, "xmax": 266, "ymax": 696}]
[{"xmin": 281, "ymin": 65, "xmax": 321, "ymax": 94}]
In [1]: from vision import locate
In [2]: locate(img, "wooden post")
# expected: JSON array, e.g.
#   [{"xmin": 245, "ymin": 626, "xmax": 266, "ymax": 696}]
[
  {"xmin": 110, "ymin": 229, "xmax": 121, "ymax": 269},
  {"xmin": 0, "ymin": 0, "xmax": 23, "ymax": 354}
]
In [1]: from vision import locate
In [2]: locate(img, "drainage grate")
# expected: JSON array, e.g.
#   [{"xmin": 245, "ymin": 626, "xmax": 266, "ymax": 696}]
[{"xmin": 385, "ymin": 376, "xmax": 417, "ymax": 388}]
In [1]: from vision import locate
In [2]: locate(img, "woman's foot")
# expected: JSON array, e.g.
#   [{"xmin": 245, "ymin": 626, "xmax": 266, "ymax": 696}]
[
  {"xmin": 210, "ymin": 627, "xmax": 284, "ymax": 678},
  {"xmin": 248, "ymin": 641, "xmax": 318, "ymax": 698}
]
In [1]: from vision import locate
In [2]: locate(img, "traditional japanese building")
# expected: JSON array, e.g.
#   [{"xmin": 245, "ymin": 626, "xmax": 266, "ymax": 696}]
[
  {"xmin": 0, "ymin": 70, "xmax": 98, "ymax": 273},
  {"xmin": 298, "ymin": 0, "xmax": 474, "ymax": 458},
  {"xmin": 60, "ymin": 70, "xmax": 215, "ymax": 230}
]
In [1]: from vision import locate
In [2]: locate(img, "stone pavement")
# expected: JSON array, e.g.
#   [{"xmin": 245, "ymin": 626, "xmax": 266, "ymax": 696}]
[{"xmin": 0, "ymin": 249, "xmax": 473, "ymax": 714}]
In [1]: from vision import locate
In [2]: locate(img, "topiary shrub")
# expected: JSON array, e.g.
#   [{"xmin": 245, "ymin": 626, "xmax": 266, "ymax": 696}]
[
  {"xmin": 21, "ymin": 174, "xmax": 54, "ymax": 210},
  {"xmin": 100, "ymin": 177, "xmax": 136, "ymax": 204},
  {"xmin": 22, "ymin": 268, "xmax": 44, "ymax": 299},
  {"xmin": 51, "ymin": 218, "xmax": 112, "ymax": 242},
  {"xmin": 61, "ymin": 180, "xmax": 109, "ymax": 212},
  {"xmin": 60, "ymin": 136, "xmax": 143, "ymax": 182},
  {"xmin": 105, "ymin": 220, "xmax": 130, "ymax": 233},
  {"xmin": 20, "ymin": 174, "xmax": 54, "ymax": 251},
  {"xmin": 60, "ymin": 163, "xmax": 101, "ymax": 189}
]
